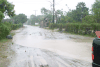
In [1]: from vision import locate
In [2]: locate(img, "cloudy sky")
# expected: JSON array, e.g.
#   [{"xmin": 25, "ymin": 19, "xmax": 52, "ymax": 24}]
[{"xmin": 7, "ymin": 0, "xmax": 95, "ymax": 18}]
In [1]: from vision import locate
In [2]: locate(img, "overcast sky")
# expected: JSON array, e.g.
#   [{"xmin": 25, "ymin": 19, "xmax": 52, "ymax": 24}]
[{"xmin": 7, "ymin": 0, "xmax": 95, "ymax": 18}]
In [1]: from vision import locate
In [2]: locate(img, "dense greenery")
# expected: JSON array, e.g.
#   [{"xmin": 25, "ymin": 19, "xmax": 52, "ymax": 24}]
[
  {"xmin": 11, "ymin": 14, "xmax": 27, "ymax": 24},
  {"xmin": 44, "ymin": 0, "xmax": 100, "ymax": 37},
  {"xmin": 0, "ymin": 0, "xmax": 27, "ymax": 40},
  {"xmin": 27, "ymin": 15, "xmax": 44, "ymax": 25},
  {"xmin": 0, "ymin": 0, "xmax": 15, "ymax": 22},
  {"xmin": 38, "ymin": 1, "xmax": 100, "ymax": 24}
]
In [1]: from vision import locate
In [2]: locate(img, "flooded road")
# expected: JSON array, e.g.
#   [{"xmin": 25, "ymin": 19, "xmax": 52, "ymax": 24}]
[{"xmin": 3, "ymin": 25, "xmax": 94, "ymax": 67}]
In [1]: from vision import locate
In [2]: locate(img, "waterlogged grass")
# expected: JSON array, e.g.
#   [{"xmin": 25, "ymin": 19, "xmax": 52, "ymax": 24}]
[
  {"xmin": 45, "ymin": 27, "xmax": 58, "ymax": 30},
  {"xmin": 0, "ymin": 32, "xmax": 15, "ymax": 43},
  {"xmin": 0, "ymin": 38, "xmax": 9, "ymax": 43},
  {"xmin": 0, "ymin": 36, "xmax": 14, "ymax": 67},
  {"xmin": 0, "ymin": 40, "xmax": 14, "ymax": 67},
  {"xmin": 63, "ymin": 31, "xmax": 95, "ymax": 38}
]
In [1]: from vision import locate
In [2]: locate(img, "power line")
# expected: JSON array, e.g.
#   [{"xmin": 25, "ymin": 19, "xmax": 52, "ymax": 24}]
[{"xmin": 46, "ymin": 0, "xmax": 64, "ymax": 23}]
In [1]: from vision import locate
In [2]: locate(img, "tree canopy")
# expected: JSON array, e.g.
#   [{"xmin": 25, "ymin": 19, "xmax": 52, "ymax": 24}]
[
  {"xmin": 0, "ymin": 0, "xmax": 15, "ymax": 22},
  {"xmin": 92, "ymin": 0, "xmax": 100, "ymax": 23},
  {"xmin": 11, "ymin": 14, "xmax": 27, "ymax": 24}
]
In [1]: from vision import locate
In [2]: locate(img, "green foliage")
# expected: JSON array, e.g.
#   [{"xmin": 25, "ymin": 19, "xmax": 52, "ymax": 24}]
[
  {"xmin": 92, "ymin": 0, "xmax": 100, "ymax": 23},
  {"xmin": 49, "ymin": 23, "xmax": 56, "ymax": 29},
  {"xmin": 58, "ymin": 23, "xmax": 63, "ymax": 31},
  {"xmin": 5, "ymin": 1, "xmax": 15, "ymax": 17},
  {"xmin": 0, "ymin": 22, "xmax": 23, "ymax": 40},
  {"xmin": 27, "ymin": 15, "xmax": 45, "ymax": 25},
  {"xmin": 0, "ymin": 23, "xmax": 11, "ymax": 40},
  {"xmin": 41, "ymin": 7, "xmax": 51, "ymax": 15},
  {"xmin": 12, "ymin": 23, "xmax": 23, "ymax": 30},
  {"xmin": 0, "ymin": 0, "xmax": 15, "ymax": 22},
  {"xmin": 11, "ymin": 13, "xmax": 27, "ymax": 24},
  {"xmin": 0, "ymin": 11, "xmax": 4, "ymax": 22},
  {"xmin": 49, "ymin": 22, "xmax": 100, "ymax": 37},
  {"xmin": 66, "ymin": 2, "xmax": 89, "ymax": 23},
  {"xmin": 60, "ymin": 15, "xmax": 73, "ymax": 23},
  {"xmin": 82, "ymin": 15, "xmax": 96, "ymax": 23}
]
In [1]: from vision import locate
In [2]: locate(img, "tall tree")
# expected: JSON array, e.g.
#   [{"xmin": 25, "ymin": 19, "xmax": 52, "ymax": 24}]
[
  {"xmin": 76, "ymin": 2, "xmax": 89, "ymax": 22},
  {"xmin": 55, "ymin": 10, "xmax": 63, "ymax": 23},
  {"xmin": 92, "ymin": 0, "xmax": 100, "ymax": 23},
  {"xmin": 41, "ymin": 7, "xmax": 49, "ymax": 15},
  {"xmin": 41, "ymin": 7, "xmax": 53, "ymax": 23},
  {"xmin": 69, "ymin": 2, "xmax": 89, "ymax": 22},
  {"xmin": 11, "ymin": 14, "xmax": 27, "ymax": 24}
]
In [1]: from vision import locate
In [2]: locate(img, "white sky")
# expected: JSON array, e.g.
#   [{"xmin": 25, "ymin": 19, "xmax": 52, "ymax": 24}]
[{"xmin": 7, "ymin": 0, "xmax": 95, "ymax": 18}]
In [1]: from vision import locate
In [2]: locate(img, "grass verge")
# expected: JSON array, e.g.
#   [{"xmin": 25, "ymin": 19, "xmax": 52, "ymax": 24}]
[
  {"xmin": 63, "ymin": 31, "xmax": 95, "ymax": 38},
  {"xmin": 0, "ymin": 32, "xmax": 15, "ymax": 43}
]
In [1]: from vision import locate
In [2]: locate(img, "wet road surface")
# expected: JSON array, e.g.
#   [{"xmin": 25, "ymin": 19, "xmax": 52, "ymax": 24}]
[{"xmin": 1, "ymin": 25, "xmax": 94, "ymax": 67}]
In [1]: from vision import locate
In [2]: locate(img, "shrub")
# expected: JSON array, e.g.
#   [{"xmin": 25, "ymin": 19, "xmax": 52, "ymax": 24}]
[
  {"xmin": 0, "ymin": 23, "xmax": 11, "ymax": 40},
  {"xmin": 0, "ymin": 22, "xmax": 23, "ymax": 40}
]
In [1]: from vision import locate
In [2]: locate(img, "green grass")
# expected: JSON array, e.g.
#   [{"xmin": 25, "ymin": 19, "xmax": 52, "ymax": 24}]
[
  {"xmin": 0, "ymin": 32, "xmax": 15, "ymax": 43},
  {"xmin": 63, "ymin": 31, "xmax": 95, "ymax": 38},
  {"xmin": 0, "ymin": 38, "xmax": 9, "ymax": 43}
]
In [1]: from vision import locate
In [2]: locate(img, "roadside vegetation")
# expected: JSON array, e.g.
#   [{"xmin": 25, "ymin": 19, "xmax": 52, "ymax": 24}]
[
  {"xmin": 0, "ymin": 0, "xmax": 28, "ymax": 41},
  {"xmin": 25, "ymin": 0, "xmax": 100, "ymax": 38},
  {"xmin": 27, "ymin": 0, "xmax": 100, "ymax": 38},
  {"xmin": 47, "ymin": 0, "xmax": 100, "ymax": 37}
]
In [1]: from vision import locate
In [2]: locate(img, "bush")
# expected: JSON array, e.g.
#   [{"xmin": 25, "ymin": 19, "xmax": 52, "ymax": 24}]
[
  {"xmin": 0, "ymin": 23, "xmax": 11, "ymax": 40},
  {"xmin": 12, "ymin": 23, "xmax": 23, "ymax": 30},
  {"xmin": 0, "ymin": 22, "xmax": 23, "ymax": 40},
  {"xmin": 58, "ymin": 23, "xmax": 63, "ymax": 31}
]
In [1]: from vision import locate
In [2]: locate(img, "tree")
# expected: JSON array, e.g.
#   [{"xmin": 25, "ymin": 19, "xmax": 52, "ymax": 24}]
[
  {"xmin": 0, "ymin": 11, "xmax": 4, "ymax": 22},
  {"xmin": 92, "ymin": 0, "xmax": 100, "ymax": 23},
  {"xmin": 75, "ymin": 2, "xmax": 89, "ymax": 22},
  {"xmin": 41, "ymin": 7, "xmax": 53, "ymax": 23},
  {"xmin": 0, "ymin": 0, "xmax": 15, "ymax": 22},
  {"xmin": 55, "ymin": 10, "xmax": 63, "ymax": 23},
  {"xmin": 82, "ymin": 15, "xmax": 96, "ymax": 23},
  {"xmin": 11, "ymin": 14, "xmax": 27, "ymax": 24},
  {"xmin": 41, "ymin": 7, "xmax": 50, "ymax": 15},
  {"xmin": 27, "ymin": 15, "xmax": 45, "ymax": 25},
  {"xmin": 69, "ymin": 2, "xmax": 89, "ymax": 22}
]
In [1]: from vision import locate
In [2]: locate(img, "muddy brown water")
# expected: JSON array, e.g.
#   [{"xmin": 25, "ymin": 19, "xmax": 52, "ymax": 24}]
[{"xmin": 0, "ymin": 25, "xmax": 94, "ymax": 67}]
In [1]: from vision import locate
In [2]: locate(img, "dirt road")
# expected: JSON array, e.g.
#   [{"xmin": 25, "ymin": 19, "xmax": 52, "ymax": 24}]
[{"xmin": 1, "ymin": 25, "xmax": 94, "ymax": 67}]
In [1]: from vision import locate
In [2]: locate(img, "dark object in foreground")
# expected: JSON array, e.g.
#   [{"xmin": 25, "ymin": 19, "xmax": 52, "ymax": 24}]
[
  {"xmin": 6, "ymin": 35, "xmax": 13, "ymax": 39},
  {"xmin": 92, "ymin": 37, "xmax": 100, "ymax": 67}
]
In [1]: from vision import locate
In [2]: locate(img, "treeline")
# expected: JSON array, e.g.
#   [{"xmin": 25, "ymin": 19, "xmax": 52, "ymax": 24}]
[
  {"xmin": 27, "ymin": 15, "xmax": 43, "ymax": 25},
  {"xmin": 27, "ymin": 0, "xmax": 100, "ymax": 25},
  {"xmin": 39, "ymin": 1, "xmax": 97, "ymax": 24},
  {"xmin": 38, "ymin": 0, "xmax": 100, "ymax": 37},
  {"xmin": 0, "ymin": 0, "xmax": 27, "ymax": 40}
]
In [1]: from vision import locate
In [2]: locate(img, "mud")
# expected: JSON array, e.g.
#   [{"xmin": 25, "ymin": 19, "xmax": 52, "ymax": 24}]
[
  {"xmin": 0, "ymin": 25, "xmax": 93, "ymax": 67},
  {"xmin": 0, "ymin": 40, "xmax": 15, "ymax": 67}
]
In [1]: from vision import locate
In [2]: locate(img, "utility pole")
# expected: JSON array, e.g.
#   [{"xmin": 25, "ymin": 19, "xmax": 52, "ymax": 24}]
[
  {"xmin": 53, "ymin": 0, "xmax": 55, "ymax": 24},
  {"xmin": 33, "ymin": 10, "xmax": 37, "ymax": 16},
  {"xmin": 54, "ymin": 0, "xmax": 56, "ymax": 24},
  {"xmin": 33, "ymin": 10, "xmax": 37, "ymax": 24}
]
